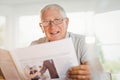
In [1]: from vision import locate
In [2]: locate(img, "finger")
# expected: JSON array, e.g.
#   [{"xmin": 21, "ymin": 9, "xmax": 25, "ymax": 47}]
[
  {"xmin": 71, "ymin": 65, "xmax": 89, "ymax": 70},
  {"xmin": 68, "ymin": 74, "xmax": 90, "ymax": 80},
  {"xmin": 69, "ymin": 70, "xmax": 90, "ymax": 75}
]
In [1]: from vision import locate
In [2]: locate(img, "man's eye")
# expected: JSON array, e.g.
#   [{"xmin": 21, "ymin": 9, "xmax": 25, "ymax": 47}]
[
  {"xmin": 44, "ymin": 21, "xmax": 49, "ymax": 22},
  {"xmin": 43, "ymin": 21, "xmax": 49, "ymax": 23},
  {"xmin": 54, "ymin": 19, "xmax": 60, "ymax": 21}
]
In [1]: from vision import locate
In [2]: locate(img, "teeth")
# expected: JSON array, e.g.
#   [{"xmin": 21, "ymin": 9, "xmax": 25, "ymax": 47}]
[{"xmin": 50, "ymin": 31, "xmax": 59, "ymax": 35}]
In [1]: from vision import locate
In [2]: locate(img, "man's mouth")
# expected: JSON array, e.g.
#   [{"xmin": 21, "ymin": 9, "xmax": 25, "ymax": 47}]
[{"xmin": 50, "ymin": 31, "xmax": 60, "ymax": 35}]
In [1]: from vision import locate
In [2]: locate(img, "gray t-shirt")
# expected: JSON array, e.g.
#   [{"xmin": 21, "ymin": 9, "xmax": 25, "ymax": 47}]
[{"xmin": 31, "ymin": 32, "xmax": 88, "ymax": 64}]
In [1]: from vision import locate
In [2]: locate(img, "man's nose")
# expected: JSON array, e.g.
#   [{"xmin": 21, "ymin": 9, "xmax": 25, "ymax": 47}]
[{"xmin": 49, "ymin": 21, "xmax": 56, "ymax": 27}]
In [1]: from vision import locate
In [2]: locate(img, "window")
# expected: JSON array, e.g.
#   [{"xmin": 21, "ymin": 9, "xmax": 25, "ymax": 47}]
[
  {"xmin": 67, "ymin": 12, "xmax": 94, "ymax": 35},
  {"xmin": 94, "ymin": 10, "xmax": 120, "ymax": 74},
  {"xmin": 0, "ymin": 16, "xmax": 6, "ymax": 49},
  {"xmin": 18, "ymin": 15, "xmax": 44, "ymax": 48}
]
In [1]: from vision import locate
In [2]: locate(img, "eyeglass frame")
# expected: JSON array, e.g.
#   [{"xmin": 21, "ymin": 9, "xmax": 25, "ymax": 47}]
[{"xmin": 40, "ymin": 18, "xmax": 66, "ymax": 27}]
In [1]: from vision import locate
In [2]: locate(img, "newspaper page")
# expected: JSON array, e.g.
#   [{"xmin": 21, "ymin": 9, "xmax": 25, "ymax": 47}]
[
  {"xmin": 0, "ymin": 49, "xmax": 21, "ymax": 80},
  {"xmin": 10, "ymin": 38, "xmax": 79, "ymax": 80}
]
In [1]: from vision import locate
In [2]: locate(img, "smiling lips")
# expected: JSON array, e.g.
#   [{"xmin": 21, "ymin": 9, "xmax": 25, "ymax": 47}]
[{"xmin": 50, "ymin": 31, "xmax": 60, "ymax": 35}]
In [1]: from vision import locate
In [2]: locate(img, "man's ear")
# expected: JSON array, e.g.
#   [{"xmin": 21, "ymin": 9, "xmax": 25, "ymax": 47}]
[
  {"xmin": 65, "ymin": 17, "xmax": 69, "ymax": 29},
  {"xmin": 39, "ymin": 23, "xmax": 44, "ymax": 33}
]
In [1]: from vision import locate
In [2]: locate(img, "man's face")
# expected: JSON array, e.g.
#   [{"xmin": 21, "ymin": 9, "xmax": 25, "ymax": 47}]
[{"xmin": 40, "ymin": 8, "xmax": 69, "ymax": 41}]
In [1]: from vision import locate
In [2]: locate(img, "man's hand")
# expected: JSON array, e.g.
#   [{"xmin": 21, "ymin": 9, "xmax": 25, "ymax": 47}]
[{"xmin": 67, "ymin": 63, "xmax": 90, "ymax": 80}]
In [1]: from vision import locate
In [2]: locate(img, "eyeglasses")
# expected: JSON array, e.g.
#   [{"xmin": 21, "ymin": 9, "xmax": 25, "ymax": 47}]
[{"xmin": 40, "ymin": 18, "xmax": 65, "ymax": 27}]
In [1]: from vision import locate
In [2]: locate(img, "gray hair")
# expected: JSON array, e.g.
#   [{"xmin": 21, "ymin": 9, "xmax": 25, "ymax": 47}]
[{"xmin": 40, "ymin": 4, "xmax": 67, "ymax": 19}]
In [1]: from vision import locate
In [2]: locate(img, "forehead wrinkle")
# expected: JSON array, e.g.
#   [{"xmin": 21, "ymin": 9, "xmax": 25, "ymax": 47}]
[{"xmin": 41, "ymin": 9, "xmax": 63, "ymax": 21}]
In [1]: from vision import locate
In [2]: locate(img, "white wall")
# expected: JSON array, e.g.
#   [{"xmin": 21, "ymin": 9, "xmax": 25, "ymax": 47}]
[
  {"xmin": 1, "ymin": 0, "xmax": 120, "ymax": 16},
  {"xmin": 12, "ymin": 1, "xmax": 96, "ymax": 16}
]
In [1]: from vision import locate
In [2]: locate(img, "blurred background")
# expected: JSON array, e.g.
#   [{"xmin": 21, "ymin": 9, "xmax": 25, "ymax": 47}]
[{"xmin": 0, "ymin": 0, "xmax": 120, "ymax": 79}]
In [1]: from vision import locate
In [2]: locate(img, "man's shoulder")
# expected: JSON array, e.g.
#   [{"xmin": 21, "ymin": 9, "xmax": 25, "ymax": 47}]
[
  {"xmin": 68, "ymin": 32, "xmax": 85, "ymax": 40},
  {"xmin": 31, "ymin": 37, "xmax": 47, "ymax": 45}
]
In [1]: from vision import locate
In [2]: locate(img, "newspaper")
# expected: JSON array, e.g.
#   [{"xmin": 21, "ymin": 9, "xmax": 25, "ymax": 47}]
[
  {"xmin": 0, "ymin": 49, "xmax": 21, "ymax": 80},
  {"xmin": 10, "ymin": 38, "xmax": 79, "ymax": 80}
]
